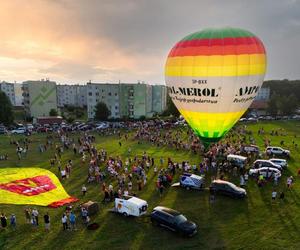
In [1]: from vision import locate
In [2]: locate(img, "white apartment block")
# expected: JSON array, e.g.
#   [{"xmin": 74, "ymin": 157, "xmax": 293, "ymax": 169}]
[
  {"xmin": 0, "ymin": 81, "xmax": 16, "ymax": 106},
  {"xmin": 87, "ymin": 82, "xmax": 167, "ymax": 120},
  {"xmin": 57, "ymin": 84, "xmax": 87, "ymax": 108}
]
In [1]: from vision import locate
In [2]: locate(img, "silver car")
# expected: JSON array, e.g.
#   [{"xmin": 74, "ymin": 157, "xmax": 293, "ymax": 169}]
[
  {"xmin": 249, "ymin": 167, "xmax": 281, "ymax": 179},
  {"xmin": 269, "ymin": 158, "xmax": 288, "ymax": 168}
]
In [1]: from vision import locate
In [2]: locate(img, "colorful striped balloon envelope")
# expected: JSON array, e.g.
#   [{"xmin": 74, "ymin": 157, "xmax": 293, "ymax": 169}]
[{"xmin": 165, "ymin": 27, "xmax": 267, "ymax": 146}]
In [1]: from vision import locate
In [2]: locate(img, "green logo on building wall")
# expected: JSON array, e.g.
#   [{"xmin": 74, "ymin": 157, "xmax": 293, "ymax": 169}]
[{"xmin": 30, "ymin": 86, "xmax": 56, "ymax": 107}]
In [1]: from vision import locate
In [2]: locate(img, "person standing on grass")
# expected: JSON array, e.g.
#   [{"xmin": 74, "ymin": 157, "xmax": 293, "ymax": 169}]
[
  {"xmin": 272, "ymin": 190, "xmax": 277, "ymax": 201},
  {"xmin": 69, "ymin": 212, "xmax": 76, "ymax": 231},
  {"xmin": 24, "ymin": 208, "xmax": 31, "ymax": 224},
  {"xmin": 82, "ymin": 184, "xmax": 87, "ymax": 196},
  {"xmin": 10, "ymin": 214, "xmax": 16, "ymax": 230},
  {"xmin": 159, "ymin": 183, "xmax": 164, "ymax": 197},
  {"xmin": 62, "ymin": 213, "xmax": 68, "ymax": 230},
  {"xmin": 32, "ymin": 208, "xmax": 39, "ymax": 226},
  {"xmin": 1, "ymin": 213, "xmax": 7, "ymax": 229},
  {"xmin": 287, "ymin": 176, "xmax": 294, "ymax": 189},
  {"xmin": 279, "ymin": 191, "xmax": 285, "ymax": 202},
  {"xmin": 44, "ymin": 212, "xmax": 50, "ymax": 231}
]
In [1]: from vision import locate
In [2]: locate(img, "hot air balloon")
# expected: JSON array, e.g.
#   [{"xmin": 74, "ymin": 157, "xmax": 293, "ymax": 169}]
[{"xmin": 165, "ymin": 27, "xmax": 267, "ymax": 146}]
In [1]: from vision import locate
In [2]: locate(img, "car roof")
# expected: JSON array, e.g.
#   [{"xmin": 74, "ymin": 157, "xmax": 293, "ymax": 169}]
[
  {"xmin": 227, "ymin": 154, "xmax": 247, "ymax": 160},
  {"xmin": 254, "ymin": 159, "xmax": 270, "ymax": 162},
  {"xmin": 212, "ymin": 179, "xmax": 234, "ymax": 185},
  {"xmin": 269, "ymin": 158, "xmax": 286, "ymax": 162},
  {"xmin": 153, "ymin": 206, "xmax": 180, "ymax": 216},
  {"xmin": 255, "ymin": 167, "xmax": 280, "ymax": 172}
]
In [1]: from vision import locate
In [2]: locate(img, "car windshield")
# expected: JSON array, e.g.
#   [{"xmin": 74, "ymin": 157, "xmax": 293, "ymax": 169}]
[
  {"xmin": 227, "ymin": 182, "xmax": 239, "ymax": 190},
  {"xmin": 175, "ymin": 214, "xmax": 187, "ymax": 224}
]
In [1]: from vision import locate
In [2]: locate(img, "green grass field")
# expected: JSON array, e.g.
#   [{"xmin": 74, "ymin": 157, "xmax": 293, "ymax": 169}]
[{"xmin": 0, "ymin": 121, "xmax": 300, "ymax": 250}]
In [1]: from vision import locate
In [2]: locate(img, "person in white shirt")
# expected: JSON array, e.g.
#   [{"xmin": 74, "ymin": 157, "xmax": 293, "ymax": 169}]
[
  {"xmin": 61, "ymin": 213, "xmax": 68, "ymax": 230},
  {"xmin": 272, "ymin": 190, "xmax": 277, "ymax": 201},
  {"xmin": 81, "ymin": 185, "xmax": 87, "ymax": 196}
]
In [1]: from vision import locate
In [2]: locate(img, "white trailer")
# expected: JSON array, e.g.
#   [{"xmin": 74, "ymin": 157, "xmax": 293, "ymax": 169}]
[{"xmin": 114, "ymin": 196, "xmax": 148, "ymax": 217}]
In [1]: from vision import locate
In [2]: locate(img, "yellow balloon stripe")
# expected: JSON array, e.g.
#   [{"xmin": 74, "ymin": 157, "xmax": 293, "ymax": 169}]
[
  {"xmin": 166, "ymin": 65, "xmax": 266, "ymax": 77},
  {"xmin": 166, "ymin": 54, "xmax": 266, "ymax": 67},
  {"xmin": 179, "ymin": 109, "xmax": 246, "ymax": 138}
]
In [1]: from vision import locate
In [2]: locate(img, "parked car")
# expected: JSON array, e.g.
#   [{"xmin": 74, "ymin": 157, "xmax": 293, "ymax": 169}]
[
  {"xmin": 179, "ymin": 173, "xmax": 205, "ymax": 190},
  {"xmin": 96, "ymin": 123, "xmax": 110, "ymax": 130},
  {"xmin": 0, "ymin": 126, "xmax": 7, "ymax": 134},
  {"xmin": 209, "ymin": 180, "xmax": 246, "ymax": 198},
  {"xmin": 11, "ymin": 127, "xmax": 26, "ymax": 134},
  {"xmin": 252, "ymin": 160, "xmax": 282, "ymax": 171},
  {"xmin": 150, "ymin": 206, "xmax": 197, "ymax": 236},
  {"xmin": 249, "ymin": 167, "xmax": 281, "ymax": 179},
  {"xmin": 266, "ymin": 146, "xmax": 290, "ymax": 158},
  {"xmin": 241, "ymin": 145, "xmax": 260, "ymax": 155},
  {"xmin": 114, "ymin": 196, "xmax": 148, "ymax": 217},
  {"xmin": 269, "ymin": 158, "xmax": 288, "ymax": 168},
  {"xmin": 227, "ymin": 154, "xmax": 247, "ymax": 168}
]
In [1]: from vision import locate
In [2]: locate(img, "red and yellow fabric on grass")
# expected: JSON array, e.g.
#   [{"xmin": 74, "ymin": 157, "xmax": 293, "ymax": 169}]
[{"xmin": 0, "ymin": 168, "xmax": 78, "ymax": 207}]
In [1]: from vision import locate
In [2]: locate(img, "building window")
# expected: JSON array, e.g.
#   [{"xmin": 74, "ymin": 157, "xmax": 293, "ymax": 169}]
[
  {"xmin": 88, "ymin": 92, "xmax": 92, "ymax": 96},
  {"xmin": 108, "ymin": 92, "xmax": 111, "ymax": 96},
  {"xmin": 115, "ymin": 106, "xmax": 118, "ymax": 110},
  {"xmin": 115, "ymin": 93, "xmax": 118, "ymax": 96},
  {"xmin": 96, "ymin": 92, "xmax": 99, "ymax": 96}
]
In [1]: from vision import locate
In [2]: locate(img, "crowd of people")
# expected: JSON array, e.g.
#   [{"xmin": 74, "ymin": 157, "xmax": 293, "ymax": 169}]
[{"xmin": 0, "ymin": 123, "xmax": 298, "ymax": 232}]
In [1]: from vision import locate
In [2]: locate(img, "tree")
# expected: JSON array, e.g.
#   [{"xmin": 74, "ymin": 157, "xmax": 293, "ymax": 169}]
[
  {"xmin": 94, "ymin": 102, "xmax": 110, "ymax": 120},
  {"xmin": 278, "ymin": 94, "xmax": 298, "ymax": 115},
  {"xmin": 162, "ymin": 95, "xmax": 180, "ymax": 117},
  {"xmin": 49, "ymin": 108, "xmax": 58, "ymax": 116},
  {"xmin": 0, "ymin": 91, "xmax": 14, "ymax": 125},
  {"xmin": 266, "ymin": 93, "xmax": 279, "ymax": 116}
]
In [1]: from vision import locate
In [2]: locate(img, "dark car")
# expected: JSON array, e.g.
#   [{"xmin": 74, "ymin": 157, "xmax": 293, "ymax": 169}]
[
  {"xmin": 150, "ymin": 206, "xmax": 197, "ymax": 236},
  {"xmin": 209, "ymin": 180, "xmax": 246, "ymax": 198},
  {"xmin": 0, "ymin": 126, "xmax": 7, "ymax": 134}
]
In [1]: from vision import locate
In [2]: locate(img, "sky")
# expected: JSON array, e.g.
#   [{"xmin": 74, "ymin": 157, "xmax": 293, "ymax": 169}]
[{"xmin": 0, "ymin": 0, "xmax": 299, "ymax": 84}]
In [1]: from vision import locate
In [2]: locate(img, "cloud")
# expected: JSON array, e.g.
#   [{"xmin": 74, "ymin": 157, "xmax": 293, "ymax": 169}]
[{"xmin": 0, "ymin": 0, "xmax": 299, "ymax": 83}]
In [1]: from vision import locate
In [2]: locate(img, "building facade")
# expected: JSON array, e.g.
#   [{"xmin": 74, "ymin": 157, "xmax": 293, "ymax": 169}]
[
  {"xmin": 22, "ymin": 80, "xmax": 57, "ymax": 118},
  {"xmin": 152, "ymin": 85, "xmax": 167, "ymax": 114},
  {"xmin": 255, "ymin": 87, "xmax": 270, "ymax": 101},
  {"xmin": 0, "ymin": 81, "xmax": 16, "ymax": 106},
  {"xmin": 87, "ymin": 82, "xmax": 167, "ymax": 120},
  {"xmin": 57, "ymin": 84, "xmax": 87, "ymax": 108},
  {"xmin": 77, "ymin": 85, "xmax": 87, "ymax": 107}
]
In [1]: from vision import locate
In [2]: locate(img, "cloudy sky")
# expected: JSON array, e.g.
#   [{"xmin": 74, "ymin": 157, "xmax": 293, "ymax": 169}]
[{"xmin": 0, "ymin": 0, "xmax": 299, "ymax": 84}]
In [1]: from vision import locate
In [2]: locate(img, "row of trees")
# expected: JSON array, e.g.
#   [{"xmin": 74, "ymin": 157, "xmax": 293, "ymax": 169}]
[
  {"xmin": 267, "ymin": 93, "xmax": 298, "ymax": 116},
  {"xmin": 264, "ymin": 80, "xmax": 300, "ymax": 116},
  {"xmin": 0, "ymin": 91, "xmax": 14, "ymax": 126}
]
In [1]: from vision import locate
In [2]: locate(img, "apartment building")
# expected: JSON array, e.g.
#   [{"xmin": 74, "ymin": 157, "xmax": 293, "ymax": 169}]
[
  {"xmin": 87, "ymin": 82, "xmax": 167, "ymax": 120},
  {"xmin": 22, "ymin": 79, "xmax": 57, "ymax": 118},
  {"xmin": 57, "ymin": 84, "xmax": 87, "ymax": 107},
  {"xmin": 0, "ymin": 81, "xmax": 16, "ymax": 106}
]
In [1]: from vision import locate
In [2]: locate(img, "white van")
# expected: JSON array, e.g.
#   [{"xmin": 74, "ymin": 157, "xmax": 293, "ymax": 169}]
[
  {"xmin": 114, "ymin": 196, "xmax": 148, "ymax": 217},
  {"xmin": 227, "ymin": 154, "xmax": 247, "ymax": 168}
]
